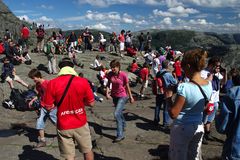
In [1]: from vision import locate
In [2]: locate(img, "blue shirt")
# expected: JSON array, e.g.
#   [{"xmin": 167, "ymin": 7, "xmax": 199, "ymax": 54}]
[{"xmin": 173, "ymin": 81, "xmax": 212, "ymax": 125}]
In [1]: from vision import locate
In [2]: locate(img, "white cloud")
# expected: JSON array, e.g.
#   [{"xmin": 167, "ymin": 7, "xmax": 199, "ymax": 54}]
[
  {"xmin": 90, "ymin": 23, "xmax": 111, "ymax": 30},
  {"xmin": 59, "ymin": 16, "xmax": 85, "ymax": 22},
  {"xmin": 161, "ymin": 17, "xmax": 172, "ymax": 25},
  {"xmin": 40, "ymin": 4, "xmax": 54, "ymax": 10},
  {"xmin": 122, "ymin": 13, "xmax": 134, "ymax": 23},
  {"xmin": 189, "ymin": 19, "xmax": 208, "ymax": 25},
  {"xmin": 153, "ymin": 9, "xmax": 175, "ymax": 17},
  {"xmin": 135, "ymin": 20, "xmax": 147, "ymax": 25},
  {"xmin": 144, "ymin": 0, "xmax": 163, "ymax": 5},
  {"xmin": 14, "ymin": 10, "xmax": 33, "ymax": 14},
  {"xmin": 169, "ymin": 6, "xmax": 198, "ymax": 14},
  {"xmin": 85, "ymin": 10, "xmax": 121, "ymax": 21},
  {"xmin": 17, "ymin": 15, "xmax": 31, "ymax": 22},
  {"xmin": 184, "ymin": 0, "xmax": 240, "ymax": 7},
  {"xmin": 166, "ymin": 0, "xmax": 183, "ymax": 7},
  {"xmin": 153, "ymin": 5, "xmax": 199, "ymax": 17},
  {"xmin": 79, "ymin": 0, "xmax": 137, "ymax": 7},
  {"xmin": 38, "ymin": 16, "xmax": 53, "ymax": 22}
]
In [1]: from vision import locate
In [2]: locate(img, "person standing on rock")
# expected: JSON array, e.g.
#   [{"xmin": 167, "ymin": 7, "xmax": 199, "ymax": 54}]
[
  {"xmin": 35, "ymin": 25, "xmax": 45, "ymax": 53},
  {"xmin": 20, "ymin": 24, "xmax": 30, "ymax": 50},
  {"xmin": 118, "ymin": 29, "xmax": 125, "ymax": 57},
  {"xmin": 42, "ymin": 57, "xmax": 95, "ymax": 160},
  {"xmin": 28, "ymin": 68, "xmax": 57, "ymax": 148},
  {"xmin": 106, "ymin": 59, "xmax": 134, "ymax": 143},
  {"xmin": 167, "ymin": 49, "xmax": 212, "ymax": 160}
]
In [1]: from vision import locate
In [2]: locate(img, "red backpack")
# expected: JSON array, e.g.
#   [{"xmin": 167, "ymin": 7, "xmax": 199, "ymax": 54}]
[
  {"xmin": 0, "ymin": 43, "xmax": 5, "ymax": 54},
  {"xmin": 152, "ymin": 71, "xmax": 167, "ymax": 95}
]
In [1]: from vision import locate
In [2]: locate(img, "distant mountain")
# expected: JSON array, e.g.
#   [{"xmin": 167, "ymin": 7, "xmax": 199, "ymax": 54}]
[
  {"xmin": 0, "ymin": 0, "xmax": 24, "ymax": 39},
  {"xmin": 131, "ymin": 29, "xmax": 240, "ymax": 68}
]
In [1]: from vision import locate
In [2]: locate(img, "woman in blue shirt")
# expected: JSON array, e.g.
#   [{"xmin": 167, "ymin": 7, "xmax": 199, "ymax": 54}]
[{"xmin": 167, "ymin": 49, "xmax": 213, "ymax": 160}]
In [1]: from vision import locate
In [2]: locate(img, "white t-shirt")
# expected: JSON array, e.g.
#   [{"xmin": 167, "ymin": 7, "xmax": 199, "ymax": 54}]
[
  {"xmin": 94, "ymin": 59, "xmax": 101, "ymax": 68},
  {"xmin": 201, "ymin": 69, "xmax": 222, "ymax": 102}
]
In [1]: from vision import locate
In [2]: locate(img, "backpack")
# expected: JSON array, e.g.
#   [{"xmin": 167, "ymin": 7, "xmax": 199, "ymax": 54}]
[
  {"xmin": 43, "ymin": 43, "xmax": 52, "ymax": 55},
  {"xmin": 37, "ymin": 28, "xmax": 45, "ymax": 38},
  {"xmin": 0, "ymin": 43, "xmax": 5, "ymax": 54},
  {"xmin": 212, "ymin": 75, "xmax": 220, "ymax": 91},
  {"xmin": 152, "ymin": 71, "xmax": 167, "ymax": 95},
  {"xmin": 10, "ymin": 89, "xmax": 37, "ymax": 111}
]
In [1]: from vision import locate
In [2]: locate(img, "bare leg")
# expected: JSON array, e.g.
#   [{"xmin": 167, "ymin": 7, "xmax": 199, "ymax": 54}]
[
  {"xmin": 16, "ymin": 79, "xmax": 28, "ymax": 88},
  {"xmin": 84, "ymin": 150, "xmax": 94, "ymax": 160},
  {"xmin": 7, "ymin": 79, "xmax": 14, "ymax": 89}
]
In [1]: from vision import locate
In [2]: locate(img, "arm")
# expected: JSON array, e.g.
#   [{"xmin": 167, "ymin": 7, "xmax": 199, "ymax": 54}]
[
  {"xmin": 167, "ymin": 95, "xmax": 185, "ymax": 119},
  {"xmin": 106, "ymin": 81, "xmax": 112, "ymax": 99},
  {"xmin": 126, "ymin": 82, "xmax": 134, "ymax": 103}
]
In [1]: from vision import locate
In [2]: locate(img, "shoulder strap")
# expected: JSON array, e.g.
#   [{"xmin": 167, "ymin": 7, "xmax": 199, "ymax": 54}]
[
  {"xmin": 191, "ymin": 80, "xmax": 208, "ymax": 105},
  {"xmin": 57, "ymin": 75, "xmax": 75, "ymax": 107},
  {"xmin": 156, "ymin": 71, "xmax": 167, "ymax": 78}
]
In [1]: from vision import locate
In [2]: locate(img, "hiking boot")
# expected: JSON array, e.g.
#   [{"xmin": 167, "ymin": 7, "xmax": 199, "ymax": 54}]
[
  {"xmin": 34, "ymin": 140, "xmax": 46, "ymax": 148},
  {"xmin": 202, "ymin": 136, "xmax": 208, "ymax": 145}
]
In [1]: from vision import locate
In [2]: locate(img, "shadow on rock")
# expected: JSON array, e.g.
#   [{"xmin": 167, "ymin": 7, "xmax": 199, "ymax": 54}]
[
  {"xmin": 88, "ymin": 121, "xmax": 116, "ymax": 140},
  {"xmin": 37, "ymin": 64, "xmax": 49, "ymax": 73},
  {"xmin": 0, "ymin": 129, "xmax": 18, "ymax": 137},
  {"xmin": 148, "ymin": 144, "xmax": 169, "ymax": 160},
  {"xmin": 11, "ymin": 123, "xmax": 38, "ymax": 142},
  {"xmin": 124, "ymin": 112, "xmax": 152, "ymax": 123},
  {"xmin": 18, "ymin": 145, "xmax": 59, "ymax": 160},
  {"xmin": 94, "ymin": 152, "xmax": 122, "ymax": 160}
]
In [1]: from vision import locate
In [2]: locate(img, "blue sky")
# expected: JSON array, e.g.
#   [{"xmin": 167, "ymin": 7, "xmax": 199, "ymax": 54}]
[{"xmin": 3, "ymin": 0, "xmax": 240, "ymax": 33}]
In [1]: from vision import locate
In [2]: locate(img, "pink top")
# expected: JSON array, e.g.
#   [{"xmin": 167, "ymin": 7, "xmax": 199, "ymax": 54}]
[
  {"xmin": 118, "ymin": 34, "xmax": 125, "ymax": 43},
  {"xmin": 107, "ymin": 71, "xmax": 128, "ymax": 97}
]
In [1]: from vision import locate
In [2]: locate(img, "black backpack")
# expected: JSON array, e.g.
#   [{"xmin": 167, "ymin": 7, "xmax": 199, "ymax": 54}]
[
  {"xmin": 10, "ymin": 89, "xmax": 28, "ymax": 111},
  {"xmin": 10, "ymin": 89, "xmax": 37, "ymax": 111}
]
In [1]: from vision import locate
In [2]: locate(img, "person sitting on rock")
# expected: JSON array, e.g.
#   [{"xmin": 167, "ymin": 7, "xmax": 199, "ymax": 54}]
[{"xmin": 1, "ymin": 57, "xmax": 28, "ymax": 89}]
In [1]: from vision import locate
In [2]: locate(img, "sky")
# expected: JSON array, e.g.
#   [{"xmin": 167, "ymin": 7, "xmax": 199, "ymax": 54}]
[{"xmin": 3, "ymin": 0, "xmax": 240, "ymax": 33}]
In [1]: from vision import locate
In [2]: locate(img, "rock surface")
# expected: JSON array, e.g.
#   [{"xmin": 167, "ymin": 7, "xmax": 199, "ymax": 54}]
[{"xmin": 0, "ymin": 50, "xmax": 225, "ymax": 160}]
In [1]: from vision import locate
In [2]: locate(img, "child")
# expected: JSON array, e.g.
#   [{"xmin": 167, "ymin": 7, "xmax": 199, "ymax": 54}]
[
  {"xmin": 79, "ymin": 72, "xmax": 103, "ymax": 102},
  {"xmin": 28, "ymin": 68, "xmax": 57, "ymax": 148},
  {"xmin": 68, "ymin": 47, "xmax": 84, "ymax": 68},
  {"xmin": 130, "ymin": 59, "xmax": 139, "ymax": 75},
  {"xmin": 139, "ymin": 62, "xmax": 149, "ymax": 97},
  {"xmin": 1, "ymin": 57, "xmax": 28, "ymax": 89},
  {"xmin": 92, "ymin": 55, "xmax": 102, "ymax": 70}
]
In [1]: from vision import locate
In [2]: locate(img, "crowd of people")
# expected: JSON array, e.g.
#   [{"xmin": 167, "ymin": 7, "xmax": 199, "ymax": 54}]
[{"xmin": 0, "ymin": 24, "xmax": 240, "ymax": 160}]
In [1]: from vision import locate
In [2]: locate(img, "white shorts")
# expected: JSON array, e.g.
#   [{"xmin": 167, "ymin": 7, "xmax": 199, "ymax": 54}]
[
  {"xmin": 119, "ymin": 42, "xmax": 125, "ymax": 51},
  {"xmin": 169, "ymin": 124, "xmax": 204, "ymax": 160},
  {"xmin": 142, "ymin": 80, "xmax": 148, "ymax": 88},
  {"xmin": 5, "ymin": 75, "xmax": 21, "ymax": 82}
]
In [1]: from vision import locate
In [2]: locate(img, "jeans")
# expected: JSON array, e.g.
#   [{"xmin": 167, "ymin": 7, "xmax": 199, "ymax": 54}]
[
  {"xmin": 113, "ymin": 97, "xmax": 128, "ymax": 139},
  {"xmin": 36, "ymin": 107, "xmax": 57, "ymax": 130},
  {"xmin": 154, "ymin": 94, "xmax": 172, "ymax": 126}
]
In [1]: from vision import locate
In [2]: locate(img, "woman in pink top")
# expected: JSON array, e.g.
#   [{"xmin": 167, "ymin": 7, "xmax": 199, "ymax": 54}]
[{"xmin": 106, "ymin": 59, "xmax": 134, "ymax": 143}]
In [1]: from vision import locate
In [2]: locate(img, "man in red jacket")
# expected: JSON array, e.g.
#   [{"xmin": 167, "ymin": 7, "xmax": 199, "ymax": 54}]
[{"xmin": 42, "ymin": 58, "xmax": 95, "ymax": 160}]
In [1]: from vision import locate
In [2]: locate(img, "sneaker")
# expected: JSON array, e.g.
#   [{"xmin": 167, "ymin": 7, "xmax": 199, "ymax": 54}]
[
  {"xmin": 113, "ymin": 137, "xmax": 125, "ymax": 143},
  {"xmin": 99, "ymin": 98, "xmax": 103, "ymax": 102},
  {"xmin": 34, "ymin": 140, "xmax": 46, "ymax": 148},
  {"xmin": 120, "ymin": 54, "xmax": 124, "ymax": 57}
]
